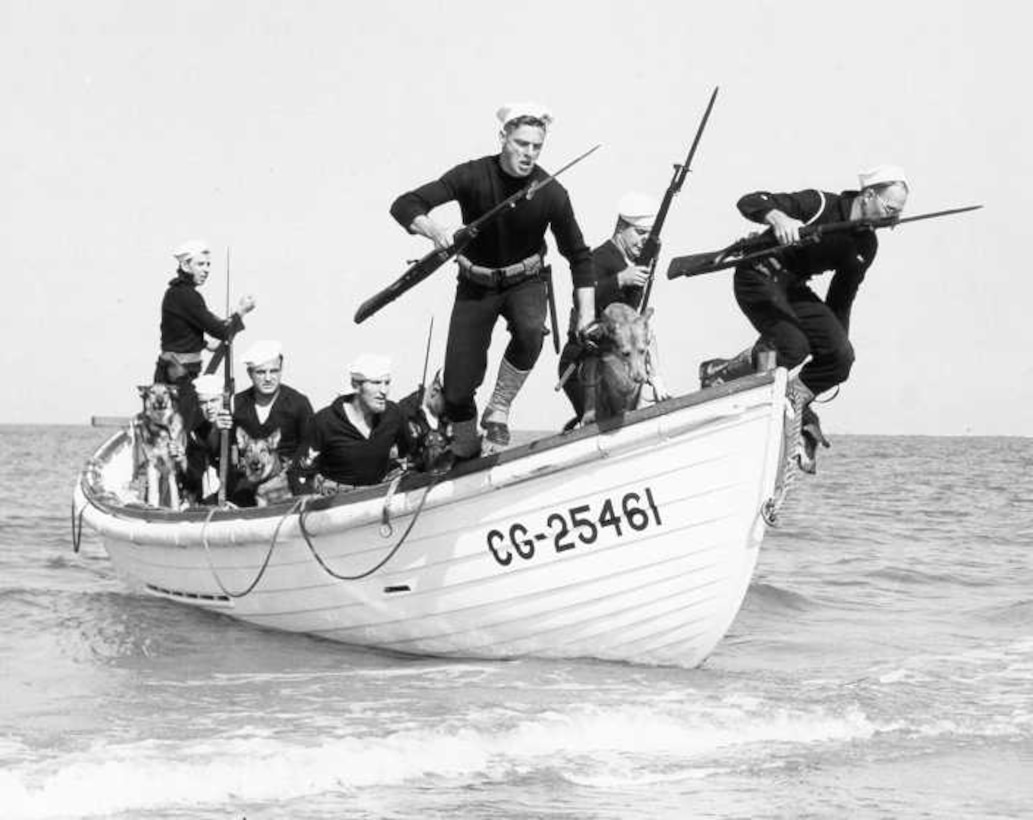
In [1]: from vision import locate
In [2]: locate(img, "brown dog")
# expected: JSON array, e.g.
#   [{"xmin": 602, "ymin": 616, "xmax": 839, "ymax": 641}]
[
  {"xmin": 235, "ymin": 428, "xmax": 292, "ymax": 507},
  {"xmin": 131, "ymin": 383, "xmax": 187, "ymax": 508},
  {"xmin": 581, "ymin": 303, "xmax": 654, "ymax": 425}
]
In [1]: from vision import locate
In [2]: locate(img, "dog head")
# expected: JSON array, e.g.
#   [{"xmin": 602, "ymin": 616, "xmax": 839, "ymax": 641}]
[
  {"xmin": 235, "ymin": 427, "xmax": 282, "ymax": 484},
  {"xmin": 138, "ymin": 383, "xmax": 180, "ymax": 426},
  {"xmin": 599, "ymin": 303, "xmax": 653, "ymax": 387}
]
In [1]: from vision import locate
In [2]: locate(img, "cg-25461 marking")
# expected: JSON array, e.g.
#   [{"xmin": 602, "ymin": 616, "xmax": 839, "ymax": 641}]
[{"xmin": 485, "ymin": 487, "xmax": 662, "ymax": 567}]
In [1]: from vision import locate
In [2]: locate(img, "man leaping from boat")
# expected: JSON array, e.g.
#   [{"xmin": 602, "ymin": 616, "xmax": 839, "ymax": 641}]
[
  {"xmin": 390, "ymin": 103, "xmax": 595, "ymax": 458},
  {"xmin": 709, "ymin": 166, "xmax": 909, "ymax": 472}
]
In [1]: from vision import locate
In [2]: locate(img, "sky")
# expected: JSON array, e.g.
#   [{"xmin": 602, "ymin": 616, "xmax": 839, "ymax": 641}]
[{"xmin": 1, "ymin": 0, "xmax": 1028, "ymax": 436}]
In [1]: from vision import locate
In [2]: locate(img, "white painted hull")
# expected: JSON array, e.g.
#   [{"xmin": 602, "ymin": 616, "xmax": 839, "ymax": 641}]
[{"xmin": 75, "ymin": 371, "xmax": 792, "ymax": 668}]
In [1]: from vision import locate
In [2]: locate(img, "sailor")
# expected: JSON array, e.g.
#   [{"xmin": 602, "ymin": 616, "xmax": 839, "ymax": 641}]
[
  {"xmin": 154, "ymin": 240, "xmax": 256, "ymax": 426},
  {"xmin": 307, "ymin": 354, "xmax": 413, "ymax": 490},
  {"xmin": 558, "ymin": 192, "xmax": 670, "ymax": 419},
  {"xmin": 232, "ymin": 339, "xmax": 315, "ymax": 493},
  {"xmin": 720, "ymin": 165, "xmax": 909, "ymax": 471},
  {"xmin": 390, "ymin": 102, "xmax": 595, "ymax": 457},
  {"xmin": 182, "ymin": 373, "xmax": 232, "ymax": 504}
]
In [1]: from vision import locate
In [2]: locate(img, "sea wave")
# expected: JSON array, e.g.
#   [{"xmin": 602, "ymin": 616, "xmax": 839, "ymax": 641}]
[{"xmin": 0, "ymin": 701, "xmax": 880, "ymax": 819}]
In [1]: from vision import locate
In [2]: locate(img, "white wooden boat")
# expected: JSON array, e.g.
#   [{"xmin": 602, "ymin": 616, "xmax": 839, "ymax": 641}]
[{"xmin": 73, "ymin": 369, "xmax": 797, "ymax": 668}]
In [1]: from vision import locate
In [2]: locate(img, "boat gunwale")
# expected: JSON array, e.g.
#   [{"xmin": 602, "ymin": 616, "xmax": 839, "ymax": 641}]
[{"xmin": 79, "ymin": 372, "xmax": 779, "ymax": 524}]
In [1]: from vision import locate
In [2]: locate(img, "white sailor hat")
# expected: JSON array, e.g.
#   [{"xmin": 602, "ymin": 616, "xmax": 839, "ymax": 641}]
[
  {"xmin": 242, "ymin": 339, "xmax": 284, "ymax": 368},
  {"xmin": 496, "ymin": 102, "xmax": 554, "ymax": 129},
  {"xmin": 858, "ymin": 165, "xmax": 909, "ymax": 192},
  {"xmin": 349, "ymin": 353, "xmax": 392, "ymax": 382},
  {"xmin": 617, "ymin": 192, "xmax": 659, "ymax": 229},
  {"xmin": 193, "ymin": 374, "xmax": 223, "ymax": 399},
  {"xmin": 172, "ymin": 239, "xmax": 210, "ymax": 261}
]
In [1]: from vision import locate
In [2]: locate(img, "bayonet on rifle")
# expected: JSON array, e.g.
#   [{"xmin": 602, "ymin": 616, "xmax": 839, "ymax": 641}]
[
  {"xmin": 638, "ymin": 86, "xmax": 719, "ymax": 312},
  {"xmin": 666, "ymin": 204, "xmax": 983, "ymax": 280},
  {"xmin": 354, "ymin": 144, "xmax": 601, "ymax": 324}
]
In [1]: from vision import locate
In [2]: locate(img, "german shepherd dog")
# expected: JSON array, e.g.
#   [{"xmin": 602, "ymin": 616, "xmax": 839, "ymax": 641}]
[
  {"xmin": 131, "ymin": 383, "xmax": 187, "ymax": 508},
  {"xmin": 235, "ymin": 428, "xmax": 293, "ymax": 507},
  {"xmin": 580, "ymin": 303, "xmax": 654, "ymax": 426}
]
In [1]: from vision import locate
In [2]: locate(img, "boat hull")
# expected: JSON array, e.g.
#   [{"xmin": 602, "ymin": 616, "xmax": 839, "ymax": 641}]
[{"xmin": 75, "ymin": 371, "xmax": 791, "ymax": 667}]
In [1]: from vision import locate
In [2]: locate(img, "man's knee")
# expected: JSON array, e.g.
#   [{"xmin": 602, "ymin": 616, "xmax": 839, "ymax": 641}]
[
  {"xmin": 777, "ymin": 332, "xmax": 811, "ymax": 370},
  {"xmin": 507, "ymin": 321, "xmax": 545, "ymax": 370},
  {"xmin": 827, "ymin": 339, "xmax": 855, "ymax": 383}
]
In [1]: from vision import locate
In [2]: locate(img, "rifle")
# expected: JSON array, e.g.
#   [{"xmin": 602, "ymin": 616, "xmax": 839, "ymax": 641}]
[
  {"xmin": 354, "ymin": 144, "xmax": 601, "ymax": 324},
  {"xmin": 638, "ymin": 86, "xmax": 719, "ymax": 312},
  {"xmin": 666, "ymin": 205, "xmax": 983, "ymax": 280},
  {"xmin": 416, "ymin": 316, "xmax": 434, "ymax": 406},
  {"xmin": 217, "ymin": 248, "xmax": 234, "ymax": 507}
]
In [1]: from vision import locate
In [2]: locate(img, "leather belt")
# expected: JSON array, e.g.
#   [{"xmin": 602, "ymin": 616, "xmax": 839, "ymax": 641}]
[
  {"xmin": 457, "ymin": 253, "xmax": 543, "ymax": 288},
  {"xmin": 159, "ymin": 350, "xmax": 203, "ymax": 364}
]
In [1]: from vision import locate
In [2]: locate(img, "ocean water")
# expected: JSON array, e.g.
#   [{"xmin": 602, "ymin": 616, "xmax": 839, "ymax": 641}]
[{"xmin": 1, "ymin": 425, "xmax": 1031, "ymax": 819}]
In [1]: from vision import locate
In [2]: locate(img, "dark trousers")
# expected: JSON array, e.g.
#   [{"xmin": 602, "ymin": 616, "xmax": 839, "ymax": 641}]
[
  {"xmin": 733, "ymin": 265, "xmax": 854, "ymax": 395},
  {"xmin": 443, "ymin": 274, "xmax": 547, "ymax": 422}
]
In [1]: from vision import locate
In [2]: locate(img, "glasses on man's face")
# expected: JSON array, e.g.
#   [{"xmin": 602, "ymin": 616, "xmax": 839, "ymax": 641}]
[{"xmin": 874, "ymin": 191, "xmax": 903, "ymax": 217}]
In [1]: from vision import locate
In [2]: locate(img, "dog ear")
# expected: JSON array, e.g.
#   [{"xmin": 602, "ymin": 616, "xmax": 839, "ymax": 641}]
[
  {"xmin": 235, "ymin": 427, "xmax": 250, "ymax": 449},
  {"xmin": 138, "ymin": 385, "xmax": 151, "ymax": 398},
  {"xmin": 268, "ymin": 429, "xmax": 282, "ymax": 450},
  {"xmin": 166, "ymin": 384, "xmax": 179, "ymax": 399}
]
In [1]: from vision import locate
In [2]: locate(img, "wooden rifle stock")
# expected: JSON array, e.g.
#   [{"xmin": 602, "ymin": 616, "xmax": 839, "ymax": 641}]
[
  {"xmin": 638, "ymin": 86, "xmax": 719, "ymax": 312},
  {"xmin": 355, "ymin": 144, "xmax": 601, "ymax": 324},
  {"xmin": 667, "ymin": 204, "xmax": 984, "ymax": 280}
]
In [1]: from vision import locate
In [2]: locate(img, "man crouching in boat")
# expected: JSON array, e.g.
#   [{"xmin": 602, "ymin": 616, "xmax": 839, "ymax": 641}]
[
  {"xmin": 726, "ymin": 165, "xmax": 910, "ymax": 472},
  {"xmin": 233, "ymin": 339, "xmax": 315, "ymax": 495},
  {"xmin": 182, "ymin": 374, "xmax": 234, "ymax": 504},
  {"xmin": 306, "ymin": 354, "xmax": 414, "ymax": 492},
  {"xmin": 155, "ymin": 239, "xmax": 256, "ymax": 427}
]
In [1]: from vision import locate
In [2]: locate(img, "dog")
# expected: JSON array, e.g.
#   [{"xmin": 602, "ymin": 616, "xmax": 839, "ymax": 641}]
[
  {"xmin": 235, "ymin": 428, "xmax": 293, "ymax": 507},
  {"xmin": 131, "ymin": 383, "xmax": 187, "ymax": 508},
  {"xmin": 580, "ymin": 303, "xmax": 655, "ymax": 426}
]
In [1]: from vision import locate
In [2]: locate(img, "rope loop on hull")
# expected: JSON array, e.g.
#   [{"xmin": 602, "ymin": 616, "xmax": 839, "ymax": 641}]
[
  {"xmin": 298, "ymin": 473, "xmax": 441, "ymax": 581},
  {"xmin": 200, "ymin": 498, "xmax": 304, "ymax": 598}
]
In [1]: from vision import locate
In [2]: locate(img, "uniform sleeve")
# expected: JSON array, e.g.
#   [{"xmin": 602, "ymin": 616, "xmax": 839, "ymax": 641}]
[
  {"xmin": 390, "ymin": 163, "xmax": 466, "ymax": 231},
  {"xmin": 173, "ymin": 289, "xmax": 243, "ymax": 341},
  {"xmin": 290, "ymin": 394, "xmax": 316, "ymax": 462},
  {"xmin": 737, "ymin": 189, "xmax": 825, "ymax": 225},
  {"xmin": 825, "ymin": 232, "xmax": 878, "ymax": 333},
  {"xmin": 549, "ymin": 189, "xmax": 593, "ymax": 289}
]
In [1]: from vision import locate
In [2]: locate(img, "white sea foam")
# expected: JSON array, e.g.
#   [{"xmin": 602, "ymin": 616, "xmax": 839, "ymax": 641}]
[{"xmin": 0, "ymin": 701, "xmax": 879, "ymax": 819}]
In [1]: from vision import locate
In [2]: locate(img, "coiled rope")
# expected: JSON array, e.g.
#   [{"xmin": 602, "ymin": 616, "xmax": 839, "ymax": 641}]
[
  {"xmin": 200, "ymin": 497, "xmax": 305, "ymax": 598},
  {"xmin": 297, "ymin": 473, "xmax": 440, "ymax": 581},
  {"xmin": 761, "ymin": 381, "xmax": 804, "ymax": 527}
]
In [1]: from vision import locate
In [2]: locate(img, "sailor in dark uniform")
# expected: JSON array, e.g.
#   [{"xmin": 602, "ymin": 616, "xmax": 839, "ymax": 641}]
[
  {"xmin": 154, "ymin": 239, "xmax": 255, "ymax": 427},
  {"xmin": 390, "ymin": 103, "xmax": 595, "ymax": 457},
  {"xmin": 231, "ymin": 340, "xmax": 315, "ymax": 494},
  {"xmin": 728, "ymin": 165, "xmax": 910, "ymax": 471}
]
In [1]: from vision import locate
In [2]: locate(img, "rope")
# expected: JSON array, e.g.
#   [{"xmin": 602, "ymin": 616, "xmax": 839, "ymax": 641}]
[
  {"xmin": 761, "ymin": 382, "xmax": 804, "ymax": 527},
  {"xmin": 298, "ymin": 474, "xmax": 441, "ymax": 581},
  {"xmin": 200, "ymin": 497, "xmax": 303, "ymax": 598}
]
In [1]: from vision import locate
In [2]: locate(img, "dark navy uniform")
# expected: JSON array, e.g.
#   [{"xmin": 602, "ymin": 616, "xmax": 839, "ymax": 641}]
[
  {"xmin": 391, "ymin": 155, "xmax": 593, "ymax": 424},
  {"xmin": 734, "ymin": 189, "xmax": 878, "ymax": 395}
]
